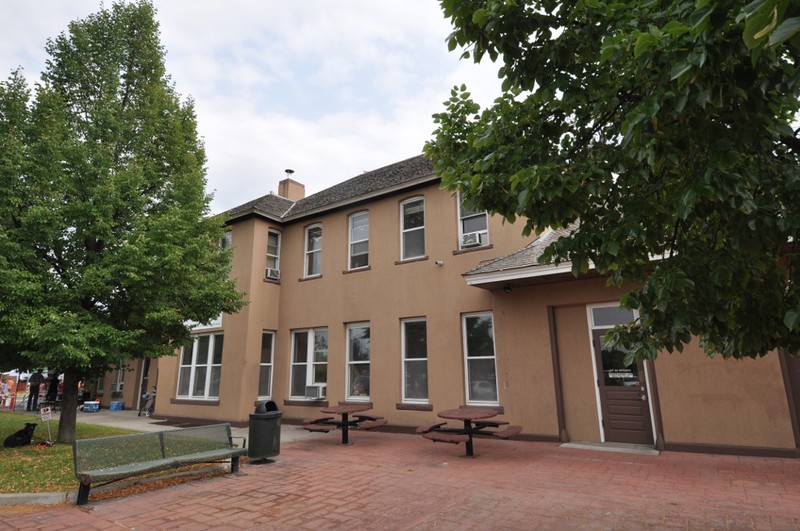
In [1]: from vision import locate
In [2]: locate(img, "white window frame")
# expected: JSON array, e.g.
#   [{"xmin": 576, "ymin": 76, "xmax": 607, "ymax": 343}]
[
  {"xmin": 267, "ymin": 230, "xmax": 281, "ymax": 277},
  {"xmin": 290, "ymin": 328, "xmax": 328, "ymax": 399},
  {"xmin": 177, "ymin": 332, "xmax": 224, "ymax": 399},
  {"xmin": 462, "ymin": 312, "xmax": 499, "ymax": 405},
  {"xmin": 400, "ymin": 197, "xmax": 425, "ymax": 260},
  {"xmin": 402, "ymin": 318, "xmax": 428, "ymax": 403},
  {"xmin": 258, "ymin": 331, "xmax": 275, "ymax": 398},
  {"xmin": 304, "ymin": 224, "xmax": 322, "ymax": 278},
  {"xmin": 458, "ymin": 192, "xmax": 489, "ymax": 249},
  {"xmin": 348, "ymin": 211, "xmax": 369, "ymax": 270},
  {"xmin": 111, "ymin": 361, "xmax": 126, "ymax": 393},
  {"xmin": 346, "ymin": 323, "xmax": 371, "ymax": 401}
]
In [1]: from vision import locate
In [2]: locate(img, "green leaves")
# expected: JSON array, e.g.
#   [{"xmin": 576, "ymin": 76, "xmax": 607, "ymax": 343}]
[{"xmin": 428, "ymin": 0, "xmax": 800, "ymax": 360}]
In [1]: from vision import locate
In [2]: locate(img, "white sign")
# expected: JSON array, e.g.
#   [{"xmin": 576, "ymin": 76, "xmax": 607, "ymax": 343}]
[{"xmin": 40, "ymin": 406, "xmax": 52, "ymax": 421}]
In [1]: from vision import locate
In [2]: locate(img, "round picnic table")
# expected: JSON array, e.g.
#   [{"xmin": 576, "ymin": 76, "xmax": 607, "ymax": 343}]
[
  {"xmin": 437, "ymin": 407, "xmax": 499, "ymax": 456},
  {"xmin": 320, "ymin": 404, "xmax": 372, "ymax": 444}
]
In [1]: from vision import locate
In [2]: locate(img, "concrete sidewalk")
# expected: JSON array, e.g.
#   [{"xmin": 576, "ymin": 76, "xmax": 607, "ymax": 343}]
[{"xmin": 5, "ymin": 409, "xmax": 800, "ymax": 529}]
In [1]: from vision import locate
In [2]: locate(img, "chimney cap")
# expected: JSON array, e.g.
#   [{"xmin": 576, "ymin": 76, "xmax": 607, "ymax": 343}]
[{"xmin": 284, "ymin": 169, "xmax": 294, "ymax": 175}]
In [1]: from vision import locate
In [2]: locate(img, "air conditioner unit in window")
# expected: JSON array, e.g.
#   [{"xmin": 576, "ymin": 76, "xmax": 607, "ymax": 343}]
[
  {"xmin": 305, "ymin": 384, "xmax": 326, "ymax": 400},
  {"xmin": 266, "ymin": 268, "xmax": 280, "ymax": 280},
  {"xmin": 461, "ymin": 232, "xmax": 482, "ymax": 247}
]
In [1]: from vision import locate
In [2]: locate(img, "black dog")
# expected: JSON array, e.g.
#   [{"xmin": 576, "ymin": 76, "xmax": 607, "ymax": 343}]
[{"xmin": 3, "ymin": 423, "xmax": 37, "ymax": 448}]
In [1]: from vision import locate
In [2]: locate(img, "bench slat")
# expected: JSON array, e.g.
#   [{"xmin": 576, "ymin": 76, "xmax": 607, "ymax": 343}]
[{"xmin": 358, "ymin": 419, "xmax": 387, "ymax": 430}]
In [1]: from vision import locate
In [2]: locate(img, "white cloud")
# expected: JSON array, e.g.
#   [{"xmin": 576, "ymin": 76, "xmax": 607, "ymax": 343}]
[{"xmin": 1, "ymin": 0, "xmax": 502, "ymax": 213}]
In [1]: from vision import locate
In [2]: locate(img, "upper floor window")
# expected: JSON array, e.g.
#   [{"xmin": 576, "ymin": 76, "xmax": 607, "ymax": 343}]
[
  {"xmin": 266, "ymin": 230, "xmax": 281, "ymax": 280},
  {"xmin": 258, "ymin": 331, "xmax": 274, "ymax": 398},
  {"xmin": 220, "ymin": 231, "xmax": 232, "ymax": 249},
  {"xmin": 304, "ymin": 224, "xmax": 322, "ymax": 277},
  {"xmin": 401, "ymin": 197, "xmax": 425, "ymax": 260},
  {"xmin": 177, "ymin": 333, "xmax": 224, "ymax": 399},
  {"xmin": 463, "ymin": 312, "xmax": 499, "ymax": 405},
  {"xmin": 347, "ymin": 323, "xmax": 371, "ymax": 400},
  {"xmin": 290, "ymin": 328, "xmax": 328, "ymax": 399},
  {"xmin": 349, "ymin": 211, "xmax": 369, "ymax": 270},
  {"xmin": 402, "ymin": 319, "xmax": 428, "ymax": 402},
  {"xmin": 458, "ymin": 193, "xmax": 489, "ymax": 249}
]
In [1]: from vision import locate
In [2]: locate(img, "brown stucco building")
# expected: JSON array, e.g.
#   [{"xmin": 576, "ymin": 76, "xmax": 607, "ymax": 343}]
[{"xmin": 103, "ymin": 155, "xmax": 800, "ymax": 457}]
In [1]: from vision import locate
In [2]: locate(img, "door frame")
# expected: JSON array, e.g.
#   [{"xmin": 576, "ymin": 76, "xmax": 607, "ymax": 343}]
[{"xmin": 587, "ymin": 303, "xmax": 656, "ymax": 445}]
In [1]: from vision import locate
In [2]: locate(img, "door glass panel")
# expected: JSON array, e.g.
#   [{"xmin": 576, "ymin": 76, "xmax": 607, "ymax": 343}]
[{"xmin": 600, "ymin": 339, "xmax": 640, "ymax": 387}]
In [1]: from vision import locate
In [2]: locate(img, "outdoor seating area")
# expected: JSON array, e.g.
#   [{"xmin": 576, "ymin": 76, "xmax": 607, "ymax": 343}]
[
  {"xmin": 302, "ymin": 404, "xmax": 388, "ymax": 444},
  {"xmin": 417, "ymin": 407, "xmax": 522, "ymax": 457}
]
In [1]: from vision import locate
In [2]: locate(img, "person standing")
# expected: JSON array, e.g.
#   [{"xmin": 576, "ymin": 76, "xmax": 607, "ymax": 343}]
[{"xmin": 26, "ymin": 369, "xmax": 45, "ymax": 411}]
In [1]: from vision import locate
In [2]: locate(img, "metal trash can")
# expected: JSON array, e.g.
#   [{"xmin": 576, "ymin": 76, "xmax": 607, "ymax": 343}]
[{"xmin": 248, "ymin": 400, "xmax": 281, "ymax": 460}]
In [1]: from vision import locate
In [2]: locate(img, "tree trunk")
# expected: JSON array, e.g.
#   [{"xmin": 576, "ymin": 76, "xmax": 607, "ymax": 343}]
[{"xmin": 57, "ymin": 370, "xmax": 79, "ymax": 443}]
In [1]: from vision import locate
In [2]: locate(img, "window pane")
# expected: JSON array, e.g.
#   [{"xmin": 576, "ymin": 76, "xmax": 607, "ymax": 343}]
[
  {"xmin": 465, "ymin": 315, "xmax": 494, "ymax": 357},
  {"xmin": 209, "ymin": 366, "xmax": 221, "ymax": 397},
  {"xmin": 307, "ymin": 251, "xmax": 321, "ymax": 276},
  {"xmin": 307, "ymin": 226, "xmax": 322, "ymax": 251},
  {"xmin": 294, "ymin": 332, "xmax": 308, "ymax": 363},
  {"xmin": 261, "ymin": 333, "xmax": 273, "ymax": 364},
  {"xmin": 462, "ymin": 215, "xmax": 487, "ymax": 234},
  {"xmin": 403, "ymin": 229, "xmax": 425, "ymax": 258},
  {"xmin": 212, "ymin": 334, "xmax": 224, "ymax": 364},
  {"xmin": 178, "ymin": 368, "xmax": 190, "ymax": 395},
  {"xmin": 467, "ymin": 359, "xmax": 498, "ymax": 401},
  {"xmin": 181, "ymin": 345, "xmax": 193, "ymax": 365},
  {"xmin": 197, "ymin": 336, "xmax": 210, "ymax": 365},
  {"xmin": 404, "ymin": 359, "xmax": 428, "ymax": 400},
  {"xmin": 314, "ymin": 330, "xmax": 328, "ymax": 362},
  {"xmin": 403, "ymin": 200, "xmax": 424, "ymax": 229},
  {"xmin": 258, "ymin": 366, "xmax": 272, "ymax": 396},
  {"xmin": 404, "ymin": 321, "xmax": 427, "ymax": 359},
  {"xmin": 350, "ymin": 213, "xmax": 368, "ymax": 241},
  {"xmin": 350, "ymin": 365, "xmax": 370, "ymax": 396},
  {"xmin": 267, "ymin": 232, "xmax": 280, "ymax": 255},
  {"xmin": 592, "ymin": 306, "xmax": 635, "ymax": 327},
  {"xmin": 351, "ymin": 240, "xmax": 369, "ymax": 255},
  {"xmin": 291, "ymin": 366, "xmax": 307, "ymax": 396},
  {"xmin": 314, "ymin": 364, "xmax": 327, "ymax": 384},
  {"xmin": 193, "ymin": 367, "xmax": 207, "ymax": 396},
  {"xmin": 350, "ymin": 252, "xmax": 369, "ymax": 269},
  {"xmin": 349, "ymin": 327, "xmax": 371, "ymax": 361}
]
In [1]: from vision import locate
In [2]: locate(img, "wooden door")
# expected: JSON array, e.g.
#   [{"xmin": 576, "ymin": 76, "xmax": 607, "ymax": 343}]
[{"xmin": 593, "ymin": 329, "xmax": 654, "ymax": 445}]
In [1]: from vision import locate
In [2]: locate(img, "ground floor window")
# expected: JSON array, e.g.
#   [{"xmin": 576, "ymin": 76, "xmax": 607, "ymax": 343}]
[
  {"xmin": 347, "ymin": 323, "xmax": 371, "ymax": 400},
  {"xmin": 177, "ymin": 333, "xmax": 224, "ymax": 399},
  {"xmin": 402, "ymin": 318, "xmax": 428, "ymax": 402},
  {"xmin": 290, "ymin": 328, "xmax": 328, "ymax": 398},
  {"xmin": 463, "ymin": 312, "xmax": 499, "ymax": 404},
  {"xmin": 259, "ymin": 331, "xmax": 274, "ymax": 398}
]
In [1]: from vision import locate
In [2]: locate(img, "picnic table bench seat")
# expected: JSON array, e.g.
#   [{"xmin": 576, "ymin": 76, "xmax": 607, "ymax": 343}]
[
  {"xmin": 303, "ymin": 417, "xmax": 334, "ymax": 425},
  {"xmin": 416, "ymin": 421, "xmax": 447, "ymax": 434},
  {"xmin": 358, "ymin": 419, "xmax": 387, "ymax": 430},
  {"xmin": 303, "ymin": 423, "xmax": 334, "ymax": 433},
  {"xmin": 72, "ymin": 423, "xmax": 246, "ymax": 506},
  {"xmin": 422, "ymin": 432, "xmax": 469, "ymax": 444},
  {"xmin": 492, "ymin": 425, "xmax": 522, "ymax": 439},
  {"xmin": 474, "ymin": 420, "xmax": 509, "ymax": 429}
]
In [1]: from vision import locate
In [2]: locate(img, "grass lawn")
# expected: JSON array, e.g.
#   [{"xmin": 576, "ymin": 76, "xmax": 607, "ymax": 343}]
[{"xmin": 0, "ymin": 411, "xmax": 141, "ymax": 493}]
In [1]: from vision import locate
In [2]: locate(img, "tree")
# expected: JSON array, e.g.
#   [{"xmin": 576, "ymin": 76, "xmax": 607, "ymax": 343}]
[
  {"xmin": 0, "ymin": 1, "xmax": 245, "ymax": 442},
  {"xmin": 424, "ymin": 0, "xmax": 800, "ymax": 362}
]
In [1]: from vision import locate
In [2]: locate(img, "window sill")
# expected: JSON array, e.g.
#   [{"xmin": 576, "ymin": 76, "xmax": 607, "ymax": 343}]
[
  {"xmin": 298, "ymin": 275, "xmax": 322, "ymax": 282},
  {"xmin": 394, "ymin": 256, "xmax": 429, "ymax": 266},
  {"xmin": 343, "ymin": 266, "xmax": 371, "ymax": 275},
  {"xmin": 283, "ymin": 399, "xmax": 329, "ymax": 407},
  {"xmin": 452, "ymin": 244, "xmax": 493, "ymax": 255},
  {"xmin": 170, "ymin": 398, "xmax": 220, "ymax": 407},
  {"xmin": 395, "ymin": 402, "xmax": 433, "ymax": 412}
]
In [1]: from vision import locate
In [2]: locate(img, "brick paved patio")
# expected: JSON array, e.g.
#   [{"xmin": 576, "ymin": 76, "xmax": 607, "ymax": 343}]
[{"xmin": 7, "ymin": 429, "xmax": 800, "ymax": 530}]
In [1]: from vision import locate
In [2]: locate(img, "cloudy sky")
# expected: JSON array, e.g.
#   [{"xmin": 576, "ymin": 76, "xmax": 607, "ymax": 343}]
[{"xmin": 1, "ymin": 1, "xmax": 501, "ymax": 214}]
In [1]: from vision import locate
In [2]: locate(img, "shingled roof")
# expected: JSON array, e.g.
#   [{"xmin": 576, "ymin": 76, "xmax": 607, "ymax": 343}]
[
  {"xmin": 224, "ymin": 155, "xmax": 436, "ymax": 224},
  {"xmin": 464, "ymin": 225, "xmax": 576, "ymax": 276}
]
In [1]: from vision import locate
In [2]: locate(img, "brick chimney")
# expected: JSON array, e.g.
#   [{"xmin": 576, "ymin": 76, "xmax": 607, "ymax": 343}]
[{"xmin": 278, "ymin": 169, "xmax": 305, "ymax": 201}]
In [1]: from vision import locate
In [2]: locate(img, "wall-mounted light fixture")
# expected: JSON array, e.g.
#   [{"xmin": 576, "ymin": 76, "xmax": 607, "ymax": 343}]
[
  {"xmin": 435, "ymin": 260, "xmax": 444, "ymax": 266},
  {"xmin": 503, "ymin": 284, "xmax": 512, "ymax": 293}
]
